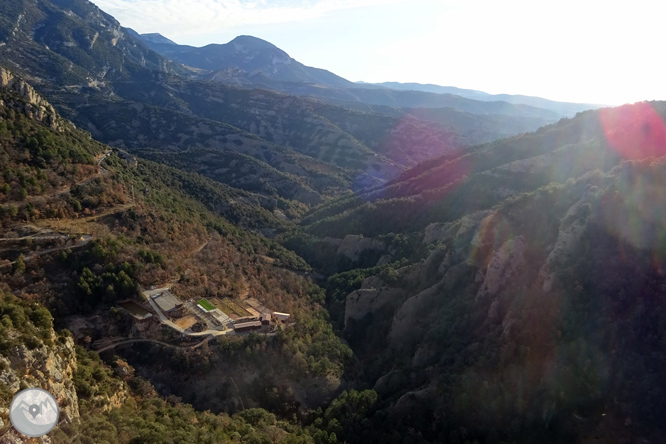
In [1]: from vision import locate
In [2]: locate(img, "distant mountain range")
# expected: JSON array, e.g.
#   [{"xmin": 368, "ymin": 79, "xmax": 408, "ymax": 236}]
[
  {"xmin": 130, "ymin": 31, "xmax": 353, "ymax": 89},
  {"xmin": 0, "ymin": 0, "xmax": 573, "ymax": 207},
  {"xmin": 3, "ymin": 0, "xmax": 666, "ymax": 443},
  {"xmin": 133, "ymin": 32, "xmax": 597, "ymax": 119},
  {"xmin": 360, "ymin": 81, "xmax": 602, "ymax": 117}
]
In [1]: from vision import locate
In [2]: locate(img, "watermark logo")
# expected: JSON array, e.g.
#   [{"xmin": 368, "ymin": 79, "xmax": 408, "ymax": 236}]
[{"xmin": 9, "ymin": 388, "xmax": 60, "ymax": 437}]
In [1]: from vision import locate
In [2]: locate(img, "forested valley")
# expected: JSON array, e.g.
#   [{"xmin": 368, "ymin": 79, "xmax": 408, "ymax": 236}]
[{"xmin": 1, "ymin": 0, "xmax": 666, "ymax": 443}]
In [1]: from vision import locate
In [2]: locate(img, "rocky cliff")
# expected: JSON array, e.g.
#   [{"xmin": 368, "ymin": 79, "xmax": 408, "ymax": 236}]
[
  {"xmin": 0, "ymin": 337, "xmax": 79, "ymax": 423},
  {"xmin": 0, "ymin": 67, "xmax": 66, "ymax": 131},
  {"xmin": 0, "ymin": 301, "xmax": 79, "ymax": 444},
  {"xmin": 336, "ymin": 156, "xmax": 666, "ymax": 441}
]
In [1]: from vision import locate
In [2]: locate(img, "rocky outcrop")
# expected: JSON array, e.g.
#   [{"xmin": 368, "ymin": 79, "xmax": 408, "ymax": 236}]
[
  {"xmin": 539, "ymin": 194, "xmax": 593, "ymax": 292},
  {"xmin": 0, "ymin": 67, "xmax": 66, "ymax": 131},
  {"xmin": 344, "ymin": 277, "xmax": 403, "ymax": 327},
  {"xmin": 93, "ymin": 389, "xmax": 127, "ymax": 413},
  {"xmin": 476, "ymin": 235, "xmax": 527, "ymax": 301},
  {"xmin": 389, "ymin": 387, "xmax": 437, "ymax": 420},
  {"xmin": 0, "ymin": 335, "xmax": 79, "ymax": 440},
  {"xmin": 337, "ymin": 235, "xmax": 385, "ymax": 262},
  {"xmin": 388, "ymin": 282, "xmax": 442, "ymax": 347},
  {"xmin": 423, "ymin": 210, "xmax": 491, "ymax": 245}
]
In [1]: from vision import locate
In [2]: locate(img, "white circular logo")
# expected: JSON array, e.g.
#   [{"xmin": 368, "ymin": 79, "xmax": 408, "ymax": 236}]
[{"xmin": 9, "ymin": 388, "xmax": 60, "ymax": 437}]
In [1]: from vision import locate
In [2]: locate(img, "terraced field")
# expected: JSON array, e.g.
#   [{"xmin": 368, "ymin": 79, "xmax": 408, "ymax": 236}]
[
  {"xmin": 223, "ymin": 298, "xmax": 252, "ymax": 317},
  {"xmin": 209, "ymin": 298, "xmax": 239, "ymax": 320}
]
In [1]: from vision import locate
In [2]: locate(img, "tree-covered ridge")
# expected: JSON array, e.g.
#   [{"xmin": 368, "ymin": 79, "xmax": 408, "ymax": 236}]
[
  {"xmin": 0, "ymin": 81, "xmax": 360, "ymax": 443},
  {"xmin": 0, "ymin": 94, "xmax": 103, "ymax": 203},
  {"xmin": 302, "ymin": 102, "xmax": 666, "ymax": 238},
  {"xmin": 0, "ymin": 289, "xmax": 54, "ymax": 361},
  {"xmin": 70, "ymin": 99, "xmax": 351, "ymax": 204},
  {"xmin": 0, "ymin": 0, "xmax": 563, "ymax": 211},
  {"xmin": 0, "ymin": 87, "xmax": 294, "ymax": 233}
]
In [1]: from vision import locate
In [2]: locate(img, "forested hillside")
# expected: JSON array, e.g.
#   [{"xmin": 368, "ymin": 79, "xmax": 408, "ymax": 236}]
[
  {"xmin": 302, "ymin": 102, "xmax": 666, "ymax": 237},
  {"xmin": 1, "ymin": 0, "xmax": 664, "ymax": 442},
  {"xmin": 0, "ymin": 72, "xmax": 361, "ymax": 443},
  {"xmin": 295, "ymin": 101, "xmax": 666, "ymax": 443}
]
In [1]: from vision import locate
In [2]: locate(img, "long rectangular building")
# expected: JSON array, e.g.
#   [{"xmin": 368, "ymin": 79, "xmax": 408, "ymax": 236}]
[
  {"xmin": 233, "ymin": 320, "xmax": 262, "ymax": 333},
  {"xmin": 210, "ymin": 308, "xmax": 230, "ymax": 325}
]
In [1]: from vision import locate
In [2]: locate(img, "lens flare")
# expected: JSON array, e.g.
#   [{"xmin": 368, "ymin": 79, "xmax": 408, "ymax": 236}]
[
  {"xmin": 600, "ymin": 102, "xmax": 666, "ymax": 160},
  {"xmin": 599, "ymin": 161, "xmax": 666, "ymax": 249},
  {"xmin": 469, "ymin": 213, "xmax": 516, "ymax": 269}
]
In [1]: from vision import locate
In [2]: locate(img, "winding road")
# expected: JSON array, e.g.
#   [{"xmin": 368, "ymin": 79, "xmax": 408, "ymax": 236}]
[
  {"xmin": 0, "ymin": 235, "xmax": 93, "ymax": 270},
  {"xmin": 94, "ymin": 336, "xmax": 212, "ymax": 353}
]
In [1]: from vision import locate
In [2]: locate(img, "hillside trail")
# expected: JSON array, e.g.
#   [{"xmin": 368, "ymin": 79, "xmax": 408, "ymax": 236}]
[
  {"xmin": 238, "ymin": 281, "xmax": 249, "ymax": 299},
  {"xmin": 0, "ymin": 150, "xmax": 110, "ymax": 209},
  {"xmin": 0, "ymin": 150, "xmax": 135, "ymax": 269},
  {"xmin": 0, "ymin": 199, "xmax": 132, "ymax": 267},
  {"xmin": 188, "ymin": 240, "xmax": 209, "ymax": 258},
  {"xmin": 0, "ymin": 235, "xmax": 93, "ymax": 269}
]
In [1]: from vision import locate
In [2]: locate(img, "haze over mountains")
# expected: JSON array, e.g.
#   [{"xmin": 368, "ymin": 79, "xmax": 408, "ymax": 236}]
[
  {"xmin": 2, "ymin": 0, "xmax": 666, "ymax": 443},
  {"xmin": 363, "ymin": 81, "xmax": 602, "ymax": 117},
  {"xmin": 134, "ymin": 31, "xmax": 595, "ymax": 120},
  {"xmin": 1, "ymin": 0, "xmax": 586, "ymax": 208}
]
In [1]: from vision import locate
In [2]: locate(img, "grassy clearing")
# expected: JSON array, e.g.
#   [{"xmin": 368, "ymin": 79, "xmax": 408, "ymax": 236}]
[{"xmin": 197, "ymin": 298, "xmax": 215, "ymax": 311}]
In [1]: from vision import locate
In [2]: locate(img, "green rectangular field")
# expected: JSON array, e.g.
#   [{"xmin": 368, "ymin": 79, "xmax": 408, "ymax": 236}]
[{"xmin": 197, "ymin": 298, "xmax": 216, "ymax": 311}]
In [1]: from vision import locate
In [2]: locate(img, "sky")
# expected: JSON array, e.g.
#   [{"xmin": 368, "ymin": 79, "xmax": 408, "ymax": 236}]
[{"xmin": 89, "ymin": 0, "xmax": 666, "ymax": 105}]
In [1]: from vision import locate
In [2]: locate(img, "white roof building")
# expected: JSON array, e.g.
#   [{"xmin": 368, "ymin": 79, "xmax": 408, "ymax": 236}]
[{"xmin": 272, "ymin": 312, "xmax": 291, "ymax": 321}]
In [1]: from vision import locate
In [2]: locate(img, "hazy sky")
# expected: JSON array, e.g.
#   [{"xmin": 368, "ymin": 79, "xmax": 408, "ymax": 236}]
[{"xmin": 90, "ymin": 0, "xmax": 665, "ymax": 105}]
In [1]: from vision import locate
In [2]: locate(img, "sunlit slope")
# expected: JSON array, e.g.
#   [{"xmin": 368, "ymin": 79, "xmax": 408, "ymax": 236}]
[
  {"xmin": 304, "ymin": 102, "xmax": 666, "ymax": 237},
  {"xmin": 0, "ymin": 69, "xmax": 354, "ymax": 438},
  {"xmin": 0, "ymin": 67, "xmax": 288, "ymax": 232},
  {"xmin": 0, "ymin": 0, "xmax": 181, "ymax": 84}
]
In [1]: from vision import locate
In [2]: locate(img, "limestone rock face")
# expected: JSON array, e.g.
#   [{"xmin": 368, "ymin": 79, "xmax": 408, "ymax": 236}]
[
  {"xmin": 0, "ymin": 335, "xmax": 79, "ymax": 440},
  {"xmin": 476, "ymin": 235, "xmax": 527, "ymax": 301},
  {"xmin": 0, "ymin": 67, "xmax": 66, "ymax": 131},
  {"xmin": 336, "ymin": 235, "xmax": 385, "ymax": 262},
  {"xmin": 344, "ymin": 277, "xmax": 403, "ymax": 327},
  {"xmin": 375, "ymin": 254, "xmax": 393, "ymax": 266},
  {"xmin": 96, "ymin": 389, "xmax": 127, "ymax": 413},
  {"xmin": 388, "ymin": 282, "xmax": 442, "ymax": 347}
]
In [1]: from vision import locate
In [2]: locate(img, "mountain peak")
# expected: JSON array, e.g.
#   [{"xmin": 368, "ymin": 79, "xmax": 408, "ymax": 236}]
[
  {"xmin": 228, "ymin": 35, "xmax": 281, "ymax": 52},
  {"xmin": 140, "ymin": 32, "xmax": 177, "ymax": 45}
]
